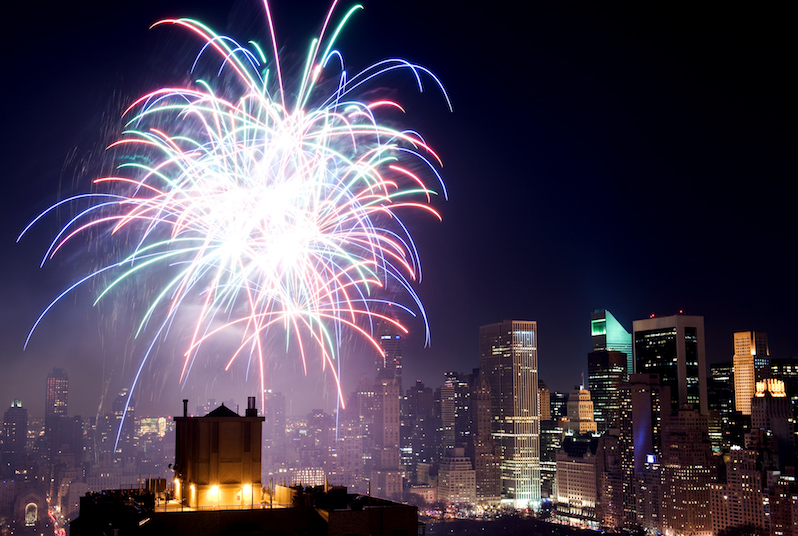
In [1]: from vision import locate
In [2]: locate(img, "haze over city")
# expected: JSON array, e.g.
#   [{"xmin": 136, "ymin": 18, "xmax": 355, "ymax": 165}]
[{"xmin": 1, "ymin": 0, "xmax": 795, "ymax": 420}]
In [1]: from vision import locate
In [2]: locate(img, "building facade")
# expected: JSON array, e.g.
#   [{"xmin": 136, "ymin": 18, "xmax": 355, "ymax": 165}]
[
  {"xmin": 733, "ymin": 331, "xmax": 770, "ymax": 415},
  {"xmin": 632, "ymin": 314, "xmax": 707, "ymax": 415},
  {"xmin": 591, "ymin": 310, "xmax": 633, "ymax": 378},
  {"xmin": 479, "ymin": 320, "xmax": 540, "ymax": 509}
]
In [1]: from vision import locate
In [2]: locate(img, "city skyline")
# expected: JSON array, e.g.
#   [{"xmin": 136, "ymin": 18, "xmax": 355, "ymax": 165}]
[{"xmin": 1, "ymin": 0, "xmax": 796, "ymax": 419}]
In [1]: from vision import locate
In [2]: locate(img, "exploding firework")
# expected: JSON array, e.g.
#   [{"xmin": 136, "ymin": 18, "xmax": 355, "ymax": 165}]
[{"xmin": 19, "ymin": 1, "xmax": 449, "ymax": 409}]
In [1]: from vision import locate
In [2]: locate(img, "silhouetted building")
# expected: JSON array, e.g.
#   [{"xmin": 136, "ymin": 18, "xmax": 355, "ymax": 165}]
[
  {"xmin": 595, "ymin": 430, "xmax": 624, "ymax": 530},
  {"xmin": 403, "ymin": 380, "xmax": 434, "ymax": 483},
  {"xmin": 263, "ymin": 390, "xmax": 286, "ymax": 467},
  {"xmin": 173, "ymin": 397, "xmax": 264, "ymax": 509},
  {"xmin": 2, "ymin": 400, "xmax": 27, "ymax": 466},
  {"xmin": 479, "ymin": 320, "xmax": 540, "ymax": 509},
  {"xmin": 376, "ymin": 320, "xmax": 403, "ymax": 394},
  {"xmin": 468, "ymin": 371, "xmax": 501, "ymax": 506},
  {"xmin": 633, "ymin": 314, "xmax": 707, "ymax": 415},
  {"xmin": 751, "ymin": 378, "xmax": 796, "ymax": 470},
  {"xmin": 618, "ymin": 373, "xmax": 670, "ymax": 529}
]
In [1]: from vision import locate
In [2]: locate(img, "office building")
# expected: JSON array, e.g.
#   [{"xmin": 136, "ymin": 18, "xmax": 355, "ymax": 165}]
[
  {"xmin": 479, "ymin": 320, "xmax": 540, "ymax": 509},
  {"xmin": 708, "ymin": 362, "xmax": 734, "ymax": 415},
  {"xmin": 404, "ymin": 380, "xmax": 434, "ymax": 482},
  {"xmin": 587, "ymin": 350, "xmax": 626, "ymax": 432},
  {"xmin": 550, "ymin": 391, "xmax": 568, "ymax": 421},
  {"xmin": 660, "ymin": 406, "xmax": 716, "ymax": 536},
  {"xmin": 733, "ymin": 331, "xmax": 770, "ymax": 415},
  {"xmin": 45, "ymin": 368, "xmax": 69, "ymax": 419},
  {"xmin": 750, "ymin": 379, "xmax": 795, "ymax": 469},
  {"xmin": 376, "ymin": 320, "xmax": 403, "ymax": 394},
  {"xmin": 633, "ymin": 314, "xmax": 707, "ymax": 414},
  {"xmin": 770, "ymin": 358, "xmax": 798, "ymax": 422},
  {"xmin": 709, "ymin": 447, "xmax": 768, "ymax": 535},
  {"xmin": 618, "ymin": 373, "xmax": 670, "ymax": 529},
  {"xmin": 591, "ymin": 310, "xmax": 633, "ymax": 377},
  {"xmin": 555, "ymin": 436, "xmax": 598, "ymax": 529},
  {"xmin": 538, "ymin": 380, "xmax": 551, "ymax": 421},
  {"xmin": 468, "ymin": 371, "xmax": 501, "ymax": 506},
  {"xmin": 372, "ymin": 377, "xmax": 402, "ymax": 502},
  {"xmin": 2, "ymin": 400, "xmax": 27, "ymax": 465},
  {"xmin": 438, "ymin": 447, "xmax": 476, "ymax": 506},
  {"xmin": 565, "ymin": 386, "xmax": 597, "ymax": 435}
]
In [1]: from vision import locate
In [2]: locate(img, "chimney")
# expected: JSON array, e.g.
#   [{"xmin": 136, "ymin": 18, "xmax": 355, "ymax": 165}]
[
  {"xmin": 246, "ymin": 396, "xmax": 257, "ymax": 417},
  {"xmin": 183, "ymin": 399, "xmax": 188, "ymax": 418}
]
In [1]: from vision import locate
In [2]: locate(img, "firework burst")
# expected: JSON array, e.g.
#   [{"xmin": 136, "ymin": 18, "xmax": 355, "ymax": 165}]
[{"xmin": 19, "ymin": 0, "xmax": 449, "ymax": 411}]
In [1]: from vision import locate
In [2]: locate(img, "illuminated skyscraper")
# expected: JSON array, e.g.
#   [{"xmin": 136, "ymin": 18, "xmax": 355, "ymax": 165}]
[
  {"xmin": 45, "ymin": 368, "xmax": 68, "ymax": 419},
  {"xmin": 732, "ymin": 331, "xmax": 770, "ymax": 415},
  {"xmin": 45, "ymin": 367, "xmax": 69, "ymax": 459},
  {"xmin": 372, "ymin": 377, "xmax": 402, "ymax": 501},
  {"xmin": 479, "ymin": 320, "xmax": 540, "ymax": 509},
  {"xmin": 633, "ymin": 314, "xmax": 707, "ymax": 415},
  {"xmin": 591, "ymin": 310, "xmax": 633, "ymax": 377},
  {"xmin": 588, "ymin": 350, "xmax": 627, "ymax": 432}
]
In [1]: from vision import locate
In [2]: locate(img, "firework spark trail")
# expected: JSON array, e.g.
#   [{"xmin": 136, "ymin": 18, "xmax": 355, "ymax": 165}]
[{"xmin": 19, "ymin": 2, "xmax": 449, "ymax": 430}]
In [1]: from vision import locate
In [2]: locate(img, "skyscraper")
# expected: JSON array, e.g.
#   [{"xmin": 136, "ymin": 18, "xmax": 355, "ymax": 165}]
[
  {"xmin": 632, "ymin": 314, "xmax": 707, "ymax": 415},
  {"xmin": 565, "ymin": 386, "xmax": 597, "ymax": 435},
  {"xmin": 404, "ymin": 380, "xmax": 434, "ymax": 483},
  {"xmin": 376, "ymin": 320, "xmax": 403, "ymax": 394},
  {"xmin": 468, "ymin": 371, "xmax": 501, "ymax": 506},
  {"xmin": 591, "ymin": 310, "xmax": 633, "ymax": 377},
  {"xmin": 45, "ymin": 368, "xmax": 69, "ymax": 459},
  {"xmin": 732, "ymin": 331, "xmax": 770, "ymax": 415},
  {"xmin": 588, "ymin": 350, "xmax": 627, "ymax": 432},
  {"xmin": 372, "ymin": 377, "xmax": 402, "ymax": 501},
  {"xmin": 45, "ymin": 368, "xmax": 69, "ymax": 419},
  {"xmin": 479, "ymin": 320, "xmax": 540, "ymax": 509},
  {"xmin": 2, "ymin": 400, "xmax": 27, "ymax": 465}
]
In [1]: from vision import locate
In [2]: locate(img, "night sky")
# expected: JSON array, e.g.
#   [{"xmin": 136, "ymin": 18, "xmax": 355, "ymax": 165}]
[{"xmin": 1, "ymin": 1, "xmax": 795, "ymax": 419}]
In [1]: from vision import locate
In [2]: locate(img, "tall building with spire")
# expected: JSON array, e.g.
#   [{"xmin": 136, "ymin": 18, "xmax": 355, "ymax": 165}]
[
  {"xmin": 732, "ymin": 331, "xmax": 770, "ymax": 415},
  {"xmin": 479, "ymin": 320, "xmax": 540, "ymax": 509},
  {"xmin": 376, "ymin": 319, "xmax": 403, "ymax": 394}
]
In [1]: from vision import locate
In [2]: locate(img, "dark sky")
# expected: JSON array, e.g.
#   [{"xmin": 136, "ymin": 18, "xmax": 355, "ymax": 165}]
[{"xmin": 1, "ymin": 1, "xmax": 795, "ymax": 419}]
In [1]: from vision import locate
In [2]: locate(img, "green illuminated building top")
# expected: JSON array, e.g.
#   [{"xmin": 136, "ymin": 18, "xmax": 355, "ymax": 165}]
[{"xmin": 590, "ymin": 310, "xmax": 633, "ymax": 377}]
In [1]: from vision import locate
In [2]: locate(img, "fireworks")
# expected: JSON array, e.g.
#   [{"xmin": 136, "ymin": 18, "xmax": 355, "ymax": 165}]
[{"xmin": 19, "ymin": 2, "xmax": 449, "ymax": 407}]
